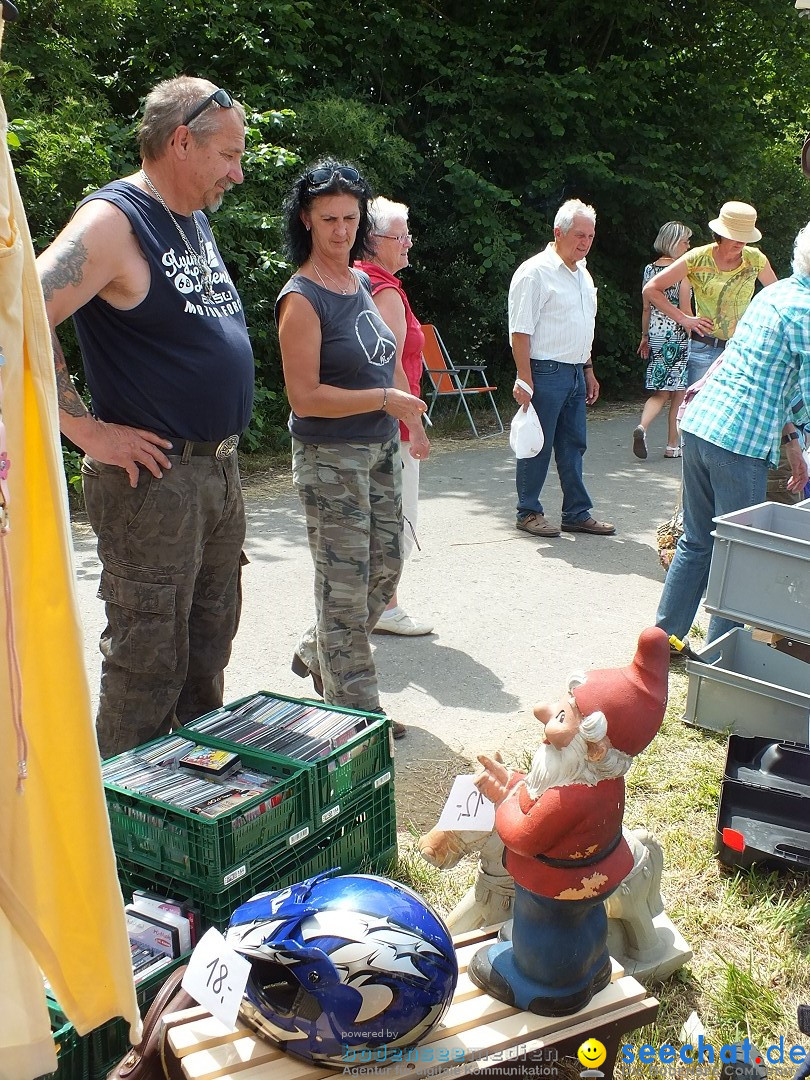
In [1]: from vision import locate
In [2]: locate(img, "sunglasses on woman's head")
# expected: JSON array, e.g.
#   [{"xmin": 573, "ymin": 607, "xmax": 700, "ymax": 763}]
[
  {"xmin": 305, "ymin": 166, "xmax": 363, "ymax": 190},
  {"xmin": 182, "ymin": 88, "xmax": 234, "ymax": 128}
]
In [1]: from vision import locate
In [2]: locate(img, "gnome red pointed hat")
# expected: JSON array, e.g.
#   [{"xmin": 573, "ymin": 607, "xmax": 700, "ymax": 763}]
[{"xmin": 572, "ymin": 627, "xmax": 669, "ymax": 757}]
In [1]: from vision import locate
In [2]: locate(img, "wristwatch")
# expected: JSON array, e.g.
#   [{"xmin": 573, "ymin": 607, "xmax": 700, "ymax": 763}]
[{"xmin": 781, "ymin": 431, "xmax": 800, "ymax": 445}]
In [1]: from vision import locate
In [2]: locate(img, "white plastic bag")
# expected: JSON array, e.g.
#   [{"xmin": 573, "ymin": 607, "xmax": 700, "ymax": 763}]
[{"xmin": 509, "ymin": 380, "xmax": 544, "ymax": 458}]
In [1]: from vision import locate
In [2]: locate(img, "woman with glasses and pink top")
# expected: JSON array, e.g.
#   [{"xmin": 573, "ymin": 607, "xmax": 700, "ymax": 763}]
[
  {"xmin": 356, "ymin": 198, "xmax": 433, "ymax": 637},
  {"xmin": 276, "ymin": 161, "xmax": 426, "ymax": 738}
]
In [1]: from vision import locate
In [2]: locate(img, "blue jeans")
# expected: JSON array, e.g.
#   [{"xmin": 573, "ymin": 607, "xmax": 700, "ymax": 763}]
[
  {"xmin": 656, "ymin": 432, "xmax": 767, "ymax": 643},
  {"xmin": 516, "ymin": 360, "xmax": 592, "ymax": 524},
  {"xmin": 687, "ymin": 338, "xmax": 724, "ymax": 386}
]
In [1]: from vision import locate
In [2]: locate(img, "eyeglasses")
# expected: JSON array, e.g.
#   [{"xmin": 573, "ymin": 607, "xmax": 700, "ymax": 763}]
[
  {"xmin": 305, "ymin": 165, "xmax": 363, "ymax": 190},
  {"xmin": 376, "ymin": 232, "xmax": 414, "ymax": 244},
  {"xmin": 182, "ymin": 88, "xmax": 234, "ymax": 128}
]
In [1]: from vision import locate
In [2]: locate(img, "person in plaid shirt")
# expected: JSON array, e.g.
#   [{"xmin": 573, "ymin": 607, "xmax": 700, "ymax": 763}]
[{"xmin": 656, "ymin": 221, "xmax": 810, "ymax": 646}]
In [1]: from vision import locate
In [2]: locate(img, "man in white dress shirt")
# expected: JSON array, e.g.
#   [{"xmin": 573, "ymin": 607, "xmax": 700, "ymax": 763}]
[{"xmin": 509, "ymin": 199, "xmax": 615, "ymax": 538}]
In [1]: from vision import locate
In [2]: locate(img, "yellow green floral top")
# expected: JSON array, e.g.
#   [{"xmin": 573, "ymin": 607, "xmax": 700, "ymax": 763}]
[{"xmin": 685, "ymin": 243, "xmax": 767, "ymax": 340}]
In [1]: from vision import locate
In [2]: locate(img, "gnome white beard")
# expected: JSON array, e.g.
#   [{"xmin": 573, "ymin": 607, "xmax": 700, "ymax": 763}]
[{"xmin": 524, "ymin": 731, "xmax": 633, "ymax": 799}]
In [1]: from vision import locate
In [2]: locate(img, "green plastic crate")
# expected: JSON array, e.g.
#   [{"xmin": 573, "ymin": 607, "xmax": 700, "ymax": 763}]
[
  {"xmin": 182, "ymin": 691, "xmax": 394, "ymax": 815},
  {"xmin": 87, "ymin": 954, "xmax": 187, "ymax": 1080},
  {"xmin": 117, "ymin": 773, "xmax": 398, "ymax": 930},
  {"xmin": 117, "ymin": 831, "xmax": 317, "ymax": 930},
  {"xmin": 40, "ymin": 1002, "xmax": 88, "ymax": 1080},
  {"xmin": 316, "ymin": 764, "xmax": 393, "ymax": 827},
  {"xmin": 104, "ymin": 734, "xmax": 312, "ymax": 889},
  {"xmin": 297, "ymin": 774, "xmax": 398, "ymax": 878}
]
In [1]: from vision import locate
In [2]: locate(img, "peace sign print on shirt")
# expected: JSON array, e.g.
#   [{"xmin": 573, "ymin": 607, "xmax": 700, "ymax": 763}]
[{"xmin": 355, "ymin": 308, "xmax": 396, "ymax": 367}]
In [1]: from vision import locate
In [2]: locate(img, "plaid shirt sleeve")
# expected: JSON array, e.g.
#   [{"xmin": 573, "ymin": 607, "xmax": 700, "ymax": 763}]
[{"xmin": 681, "ymin": 275, "xmax": 810, "ymax": 468}]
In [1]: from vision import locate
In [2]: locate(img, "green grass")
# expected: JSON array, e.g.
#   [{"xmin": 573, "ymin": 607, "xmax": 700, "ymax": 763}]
[{"xmin": 391, "ymin": 669, "xmax": 810, "ymax": 1074}]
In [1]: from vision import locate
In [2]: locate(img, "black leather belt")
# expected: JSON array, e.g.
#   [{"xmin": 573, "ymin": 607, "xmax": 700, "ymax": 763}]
[
  {"xmin": 533, "ymin": 830, "xmax": 623, "ymax": 868},
  {"xmin": 164, "ymin": 435, "xmax": 239, "ymax": 460},
  {"xmin": 692, "ymin": 334, "xmax": 726, "ymax": 350}
]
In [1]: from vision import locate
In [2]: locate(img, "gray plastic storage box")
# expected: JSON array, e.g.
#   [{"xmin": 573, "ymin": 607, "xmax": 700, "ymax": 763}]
[
  {"xmin": 705, "ymin": 501, "xmax": 810, "ymax": 641},
  {"xmin": 684, "ymin": 628, "xmax": 810, "ymax": 745}
]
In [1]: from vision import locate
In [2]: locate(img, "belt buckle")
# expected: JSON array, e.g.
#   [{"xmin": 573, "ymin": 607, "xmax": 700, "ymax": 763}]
[{"xmin": 215, "ymin": 435, "xmax": 239, "ymax": 460}]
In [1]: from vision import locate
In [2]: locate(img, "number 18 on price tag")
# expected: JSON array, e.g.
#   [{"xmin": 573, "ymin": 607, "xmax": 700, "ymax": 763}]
[{"xmin": 181, "ymin": 926, "xmax": 251, "ymax": 1030}]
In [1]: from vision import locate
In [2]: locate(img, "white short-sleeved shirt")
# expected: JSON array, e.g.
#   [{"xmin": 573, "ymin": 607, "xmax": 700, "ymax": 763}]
[{"xmin": 508, "ymin": 242, "xmax": 597, "ymax": 365}]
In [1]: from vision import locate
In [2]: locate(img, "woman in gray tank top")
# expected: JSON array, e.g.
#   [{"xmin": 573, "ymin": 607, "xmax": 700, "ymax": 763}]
[{"xmin": 276, "ymin": 161, "xmax": 426, "ymax": 739}]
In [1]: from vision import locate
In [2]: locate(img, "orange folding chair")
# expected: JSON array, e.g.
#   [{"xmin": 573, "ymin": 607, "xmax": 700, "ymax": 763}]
[{"xmin": 420, "ymin": 323, "xmax": 504, "ymax": 439}]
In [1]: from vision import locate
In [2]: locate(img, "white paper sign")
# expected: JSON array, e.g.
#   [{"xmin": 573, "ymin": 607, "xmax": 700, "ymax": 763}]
[
  {"xmin": 181, "ymin": 927, "xmax": 251, "ymax": 1030},
  {"xmin": 435, "ymin": 774, "xmax": 496, "ymax": 832}
]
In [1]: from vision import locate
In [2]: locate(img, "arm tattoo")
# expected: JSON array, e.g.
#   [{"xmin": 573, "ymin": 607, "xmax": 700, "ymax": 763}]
[
  {"xmin": 51, "ymin": 331, "xmax": 88, "ymax": 419},
  {"xmin": 40, "ymin": 234, "xmax": 89, "ymax": 301}
]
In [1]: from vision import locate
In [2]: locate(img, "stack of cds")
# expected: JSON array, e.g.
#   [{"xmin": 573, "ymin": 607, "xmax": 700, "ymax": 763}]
[
  {"xmin": 192, "ymin": 694, "xmax": 376, "ymax": 761},
  {"xmin": 130, "ymin": 941, "xmax": 175, "ymax": 984},
  {"xmin": 102, "ymin": 735, "xmax": 283, "ymax": 818}
]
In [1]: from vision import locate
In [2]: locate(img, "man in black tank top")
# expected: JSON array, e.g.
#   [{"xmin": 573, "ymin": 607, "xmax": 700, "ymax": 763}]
[{"xmin": 37, "ymin": 75, "xmax": 255, "ymax": 758}]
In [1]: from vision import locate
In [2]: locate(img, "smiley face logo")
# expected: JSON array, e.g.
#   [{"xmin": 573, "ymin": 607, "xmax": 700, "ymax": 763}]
[{"xmin": 577, "ymin": 1038, "xmax": 607, "ymax": 1069}]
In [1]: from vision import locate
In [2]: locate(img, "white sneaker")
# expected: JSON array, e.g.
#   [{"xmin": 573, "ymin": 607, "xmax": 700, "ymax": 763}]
[{"xmin": 373, "ymin": 607, "xmax": 434, "ymax": 636}]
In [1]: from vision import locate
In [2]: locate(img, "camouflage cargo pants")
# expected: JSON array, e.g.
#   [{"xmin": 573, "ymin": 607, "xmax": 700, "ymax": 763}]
[
  {"xmin": 292, "ymin": 437, "xmax": 402, "ymax": 713},
  {"xmin": 82, "ymin": 452, "xmax": 246, "ymax": 758}
]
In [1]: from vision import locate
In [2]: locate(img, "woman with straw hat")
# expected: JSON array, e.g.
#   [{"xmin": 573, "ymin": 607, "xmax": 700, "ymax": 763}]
[{"xmin": 642, "ymin": 200, "xmax": 776, "ymax": 388}]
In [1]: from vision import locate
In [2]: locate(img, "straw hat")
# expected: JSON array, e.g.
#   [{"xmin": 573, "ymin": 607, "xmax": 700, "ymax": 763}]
[{"xmin": 708, "ymin": 201, "xmax": 761, "ymax": 244}]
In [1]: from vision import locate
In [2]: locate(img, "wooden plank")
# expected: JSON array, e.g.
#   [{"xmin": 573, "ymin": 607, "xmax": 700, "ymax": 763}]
[
  {"xmin": 180, "ymin": 1048, "xmax": 335, "ymax": 1080},
  {"xmin": 172, "ymin": 978, "xmax": 651, "ymax": 1080},
  {"xmin": 165, "ymin": 926, "xmax": 653, "ymax": 1080},
  {"xmin": 447, "ymin": 924, "xmax": 508, "ymax": 949},
  {"xmin": 181, "ymin": 1034, "xmax": 281, "ymax": 1079},
  {"xmin": 168, "ymin": 1015, "xmax": 247, "ymax": 1056},
  {"xmin": 517, "ymin": 996, "xmax": 659, "ymax": 1055}
]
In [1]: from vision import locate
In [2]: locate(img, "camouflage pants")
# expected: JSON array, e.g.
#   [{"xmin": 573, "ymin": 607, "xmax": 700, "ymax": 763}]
[
  {"xmin": 82, "ymin": 452, "xmax": 246, "ymax": 758},
  {"xmin": 292, "ymin": 437, "xmax": 402, "ymax": 712}
]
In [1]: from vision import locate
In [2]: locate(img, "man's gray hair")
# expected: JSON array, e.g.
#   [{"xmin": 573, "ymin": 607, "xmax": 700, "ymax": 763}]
[
  {"xmin": 654, "ymin": 221, "xmax": 692, "ymax": 258},
  {"xmin": 554, "ymin": 198, "xmax": 596, "ymax": 234},
  {"xmin": 370, "ymin": 196, "xmax": 409, "ymax": 235},
  {"xmin": 793, "ymin": 221, "xmax": 810, "ymax": 277},
  {"xmin": 138, "ymin": 76, "xmax": 245, "ymax": 161}
]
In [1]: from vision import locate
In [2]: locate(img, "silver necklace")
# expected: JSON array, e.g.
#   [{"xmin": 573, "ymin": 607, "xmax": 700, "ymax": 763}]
[
  {"xmin": 310, "ymin": 259, "xmax": 355, "ymax": 295},
  {"xmin": 140, "ymin": 170, "xmax": 214, "ymax": 299}
]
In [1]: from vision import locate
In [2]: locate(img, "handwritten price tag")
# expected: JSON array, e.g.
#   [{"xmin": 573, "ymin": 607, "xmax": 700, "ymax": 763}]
[
  {"xmin": 436, "ymin": 774, "xmax": 495, "ymax": 832},
  {"xmin": 181, "ymin": 927, "xmax": 251, "ymax": 1030}
]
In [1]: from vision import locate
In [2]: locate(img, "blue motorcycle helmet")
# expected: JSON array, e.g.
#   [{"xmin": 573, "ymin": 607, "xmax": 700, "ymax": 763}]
[{"xmin": 225, "ymin": 870, "xmax": 458, "ymax": 1067}]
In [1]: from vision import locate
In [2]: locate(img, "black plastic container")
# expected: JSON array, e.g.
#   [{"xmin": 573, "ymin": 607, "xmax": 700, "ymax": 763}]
[{"xmin": 714, "ymin": 735, "xmax": 810, "ymax": 871}]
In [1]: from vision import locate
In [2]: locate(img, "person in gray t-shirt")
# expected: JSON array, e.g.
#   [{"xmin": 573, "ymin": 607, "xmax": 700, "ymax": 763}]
[{"xmin": 276, "ymin": 160, "xmax": 426, "ymax": 738}]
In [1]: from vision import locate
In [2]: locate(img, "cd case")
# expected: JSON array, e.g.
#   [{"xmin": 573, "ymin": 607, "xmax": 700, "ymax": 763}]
[{"xmin": 178, "ymin": 745, "xmax": 240, "ymax": 776}]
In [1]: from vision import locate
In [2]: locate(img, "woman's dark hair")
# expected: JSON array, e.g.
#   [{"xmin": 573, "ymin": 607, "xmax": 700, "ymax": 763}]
[{"xmin": 283, "ymin": 159, "xmax": 374, "ymax": 267}]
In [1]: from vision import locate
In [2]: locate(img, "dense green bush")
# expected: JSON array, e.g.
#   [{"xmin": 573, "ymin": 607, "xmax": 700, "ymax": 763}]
[{"xmin": 3, "ymin": 0, "xmax": 810, "ymax": 452}]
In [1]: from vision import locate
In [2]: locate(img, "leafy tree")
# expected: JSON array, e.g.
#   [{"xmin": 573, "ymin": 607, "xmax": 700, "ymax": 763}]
[{"xmin": 3, "ymin": 0, "xmax": 809, "ymax": 452}]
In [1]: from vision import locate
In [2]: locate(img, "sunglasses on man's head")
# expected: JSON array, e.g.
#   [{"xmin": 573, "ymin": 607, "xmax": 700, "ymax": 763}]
[
  {"xmin": 182, "ymin": 88, "xmax": 234, "ymax": 128},
  {"xmin": 305, "ymin": 165, "xmax": 363, "ymax": 190}
]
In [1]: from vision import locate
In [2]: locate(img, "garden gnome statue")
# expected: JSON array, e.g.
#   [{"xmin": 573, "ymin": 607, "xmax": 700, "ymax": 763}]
[{"xmin": 467, "ymin": 627, "xmax": 670, "ymax": 1016}]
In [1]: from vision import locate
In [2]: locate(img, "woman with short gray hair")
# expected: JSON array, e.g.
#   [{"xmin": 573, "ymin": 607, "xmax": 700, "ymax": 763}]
[
  {"xmin": 356, "ymin": 197, "xmax": 433, "ymax": 636},
  {"xmin": 632, "ymin": 221, "xmax": 692, "ymax": 460}
]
